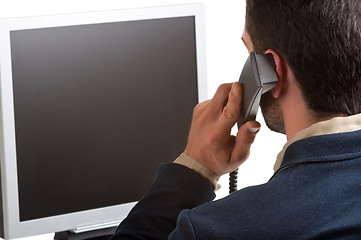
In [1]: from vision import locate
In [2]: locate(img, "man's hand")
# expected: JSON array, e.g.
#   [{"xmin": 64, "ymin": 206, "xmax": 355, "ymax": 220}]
[{"xmin": 185, "ymin": 82, "xmax": 261, "ymax": 176}]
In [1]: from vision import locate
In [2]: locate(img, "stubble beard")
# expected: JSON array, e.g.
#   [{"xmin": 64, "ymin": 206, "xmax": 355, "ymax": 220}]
[{"xmin": 260, "ymin": 91, "xmax": 286, "ymax": 134}]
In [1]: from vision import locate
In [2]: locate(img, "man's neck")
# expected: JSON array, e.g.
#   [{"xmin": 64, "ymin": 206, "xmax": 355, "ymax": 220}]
[
  {"xmin": 284, "ymin": 107, "xmax": 347, "ymax": 141},
  {"xmin": 280, "ymin": 82, "xmax": 315, "ymax": 141}
]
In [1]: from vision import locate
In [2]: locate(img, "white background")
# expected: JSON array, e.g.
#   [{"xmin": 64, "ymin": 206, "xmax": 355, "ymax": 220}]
[{"xmin": 0, "ymin": 0, "xmax": 286, "ymax": 239}]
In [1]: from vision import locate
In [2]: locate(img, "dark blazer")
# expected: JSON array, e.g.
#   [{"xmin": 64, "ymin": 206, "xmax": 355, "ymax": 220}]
[{"xmin": 110, "ymin": 130, "xmax": 361, "ymax": 239}]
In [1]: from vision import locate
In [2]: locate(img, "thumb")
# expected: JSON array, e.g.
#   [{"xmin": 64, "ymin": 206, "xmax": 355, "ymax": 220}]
[{"xmin": 230, "ymin": 121, "xmax": 261, "ymax": 165}]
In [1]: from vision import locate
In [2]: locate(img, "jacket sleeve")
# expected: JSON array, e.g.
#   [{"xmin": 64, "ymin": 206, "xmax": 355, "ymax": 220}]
[{"xmin": 109, "ymin": 163, "xmax": 216, "ymax": 240}]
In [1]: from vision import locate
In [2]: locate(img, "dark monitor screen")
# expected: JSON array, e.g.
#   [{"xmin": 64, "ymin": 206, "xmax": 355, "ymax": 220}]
[{"xmin": 10, "ymin": 16, "xmax": 198, "ymax": 221}]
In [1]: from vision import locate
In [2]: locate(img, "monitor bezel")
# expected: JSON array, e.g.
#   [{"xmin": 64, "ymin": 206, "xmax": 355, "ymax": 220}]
[{"xmin": 0, "ymin": 4, "xmax": 207, "ymax": 239}]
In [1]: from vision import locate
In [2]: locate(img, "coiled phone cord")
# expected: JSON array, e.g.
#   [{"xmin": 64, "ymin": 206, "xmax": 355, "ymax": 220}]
[{"xmin": 229, "ymin": 168, "xmax": 238, "ymax": 193}]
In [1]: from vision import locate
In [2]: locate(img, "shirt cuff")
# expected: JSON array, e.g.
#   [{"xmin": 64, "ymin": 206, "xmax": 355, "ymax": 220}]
[{"xmin": 173, "ymin": 153, "xmax": 221, "ymax": 191}]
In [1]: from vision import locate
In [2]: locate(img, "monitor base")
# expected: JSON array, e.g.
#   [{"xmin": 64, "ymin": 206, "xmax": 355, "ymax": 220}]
[{"xmin": 54, "ymin": 227, "xmax": 116, "ymax": 240}]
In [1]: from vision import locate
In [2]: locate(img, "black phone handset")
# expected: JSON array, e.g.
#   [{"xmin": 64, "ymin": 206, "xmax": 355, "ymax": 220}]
[{"xmin": 229, "ymin": 52, "xmax": 278, "ymax": 194}]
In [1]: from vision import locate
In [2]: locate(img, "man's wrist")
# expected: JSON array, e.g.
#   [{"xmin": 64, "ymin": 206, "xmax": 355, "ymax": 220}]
[{"xmin": 174, "ymin": 153, "xmax": 221, "ymax": 191}]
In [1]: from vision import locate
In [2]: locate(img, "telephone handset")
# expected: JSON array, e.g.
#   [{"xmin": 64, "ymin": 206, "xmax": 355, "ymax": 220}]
[{"xmin": 229, "ymin": 51, "xmax": 279, "ymax": 194}]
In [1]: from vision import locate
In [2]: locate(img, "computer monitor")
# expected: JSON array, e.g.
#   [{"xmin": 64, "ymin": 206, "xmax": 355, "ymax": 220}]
[{"xmin": 0, "ymin": 4, "xmax": 207, "ymax": 239}]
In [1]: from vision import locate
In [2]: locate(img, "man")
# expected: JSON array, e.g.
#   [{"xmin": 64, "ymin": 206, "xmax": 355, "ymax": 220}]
[{"xmin": 110, "ymin": 0, "xmax": 361, "ymax": 239}]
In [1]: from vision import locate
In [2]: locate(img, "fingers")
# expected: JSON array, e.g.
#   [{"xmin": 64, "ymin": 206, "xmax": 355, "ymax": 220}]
[
  {"xmin": 219, "ymin": 82, "xmax": 242, "ymax": 128},
  {"xmin": 184, "ymin": 82, "xmax": 260, "ymax": 176},
  {"xmin": 209, "ymin": 83, "xmax": 233, "ymax": 116},
  {"xmin": 212, "ymin": 82, "xmax": 242, "ymax": 141},
  {"xmin": 231, "ymin": 121, "xmax": 261, "ymax": 165}
]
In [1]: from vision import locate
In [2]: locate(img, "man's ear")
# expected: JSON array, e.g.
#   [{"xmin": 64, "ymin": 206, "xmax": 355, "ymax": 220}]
[{"xmin": 265, "ymin": 49, "xmax": 285, "ymax": 99}]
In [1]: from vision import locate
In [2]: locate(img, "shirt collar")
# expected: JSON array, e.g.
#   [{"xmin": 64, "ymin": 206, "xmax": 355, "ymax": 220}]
[{"xmin": 273, "ymin": 113, "xmax": 361, "ymax": 172}]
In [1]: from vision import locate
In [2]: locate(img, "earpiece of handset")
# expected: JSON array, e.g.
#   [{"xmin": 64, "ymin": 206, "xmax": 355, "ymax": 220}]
[{"xmin": 237, "ymin": 52, "xmax": 278, "ymax": 128}]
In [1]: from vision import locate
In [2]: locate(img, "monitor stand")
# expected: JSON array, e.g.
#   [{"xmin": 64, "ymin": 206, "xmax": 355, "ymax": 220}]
[{"xmin": 54, "ymin": 227, "xmax": 116, "ymax": 240}]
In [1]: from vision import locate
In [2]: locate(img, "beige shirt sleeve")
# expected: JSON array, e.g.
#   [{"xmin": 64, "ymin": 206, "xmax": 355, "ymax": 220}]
[{"xmin": 174, "ymin": 153, "xmax": 221, "ymax": 191}]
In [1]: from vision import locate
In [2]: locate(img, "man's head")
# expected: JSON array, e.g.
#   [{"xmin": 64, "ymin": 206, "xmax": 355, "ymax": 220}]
[{"xmin": 245, "ymin": 0, "xmax": 361, "ymax": 122}]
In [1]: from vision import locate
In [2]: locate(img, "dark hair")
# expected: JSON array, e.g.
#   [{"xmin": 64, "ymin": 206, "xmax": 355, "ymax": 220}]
[{"xmin": 246, "ymin": 0, "xmax": 361, "ymax": 117}]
